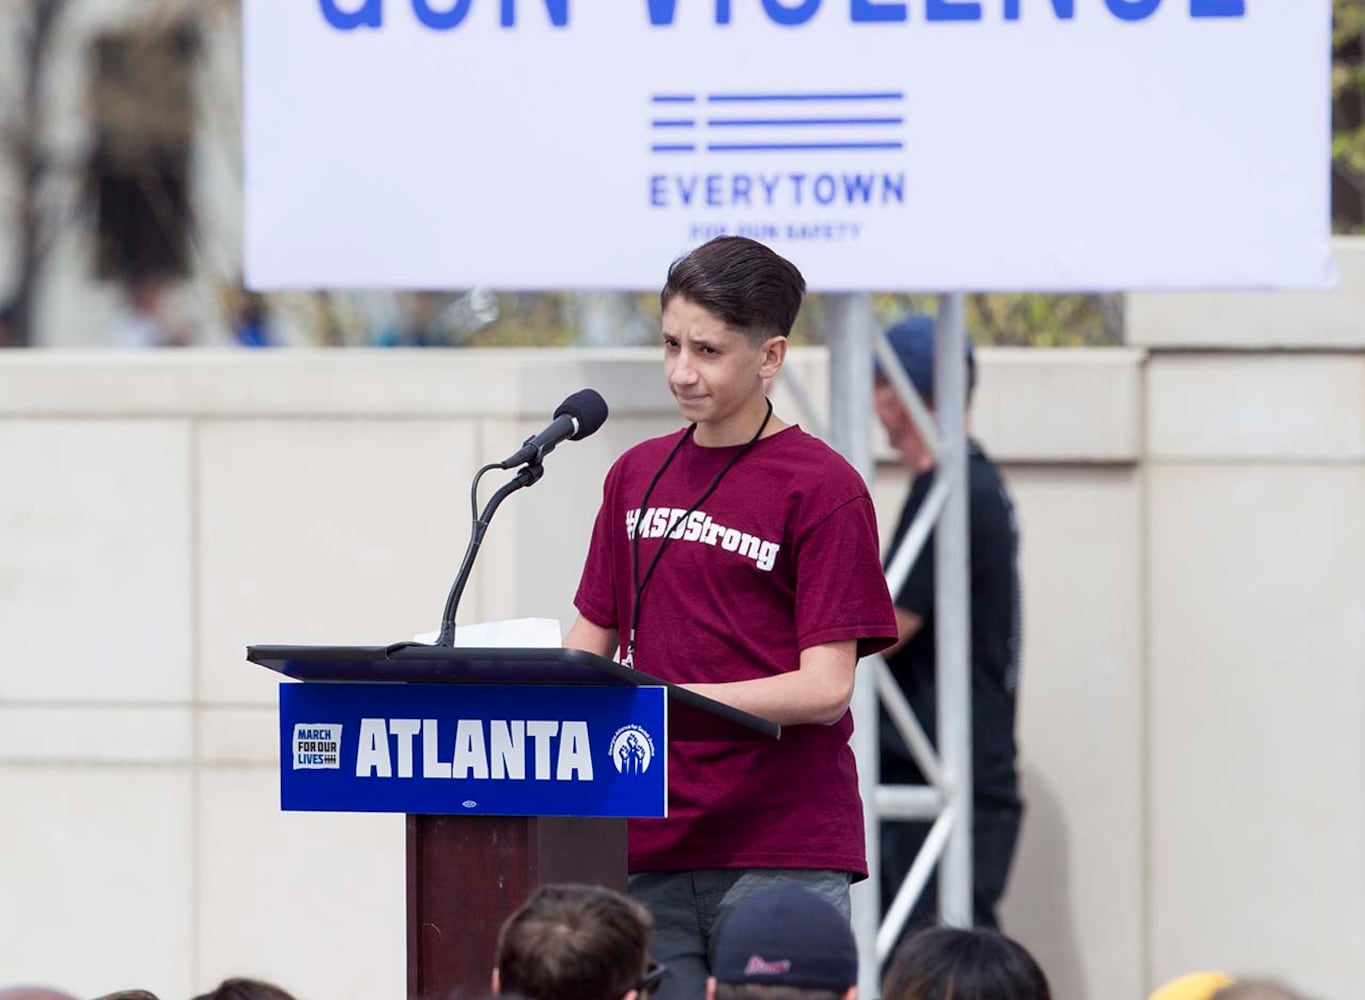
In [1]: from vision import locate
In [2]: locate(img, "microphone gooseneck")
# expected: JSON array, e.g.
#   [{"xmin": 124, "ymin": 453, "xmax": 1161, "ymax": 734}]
[{"xmin": 437, "ymin": 389, "xmax": 609, "ymax": 646}]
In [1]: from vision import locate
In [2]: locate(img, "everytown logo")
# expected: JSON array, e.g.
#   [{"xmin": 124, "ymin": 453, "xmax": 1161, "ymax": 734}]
[{"xmin": 319, "ymin": 1, "xmax": 1246, "ymax": 31}]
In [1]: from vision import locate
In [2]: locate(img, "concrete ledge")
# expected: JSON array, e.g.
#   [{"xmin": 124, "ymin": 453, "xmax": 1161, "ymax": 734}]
[
  {"xmin": 972, "ymin": 348, "xmax": 1144, "ymax": 464},
  {"xmin": 1130, "ymin": 237, "xmax": 1365, "ymax": 349},
  {"xmin": 0, "ymin": 346, "xmax": 1147, "ymax": 464},
  {"xmin": 198, "ymin": 706, "xmax": 278, "ymax": 766},
  {"xmin": 0, "ymin": 706, "xmax": 192, "ymax": 764},
  {"xmin": 1148, "ymin": 354, "xmax": 1365, "ymax": 461},
  {"xmin": 0, "ymin": 348, "xmax": 676, "ymax": 418}
]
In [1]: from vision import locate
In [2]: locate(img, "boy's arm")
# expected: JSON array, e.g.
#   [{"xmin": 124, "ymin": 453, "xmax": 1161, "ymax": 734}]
[
  {"xmin": 564, "ymin": 614, "xmax": 619, "ymax": 659},
  {"xmin": 683, "ymin": 639, "xmax": 857, "ymax": 727},
  {"xmin": 881, "ymin": 607, "xmax": 924, "ymax": 660}
]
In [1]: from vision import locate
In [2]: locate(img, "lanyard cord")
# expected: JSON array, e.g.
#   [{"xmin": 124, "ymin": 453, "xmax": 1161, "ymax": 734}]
[{"xmin": 626, "ymin": 399, "xmax": 773, "ymax": 666}]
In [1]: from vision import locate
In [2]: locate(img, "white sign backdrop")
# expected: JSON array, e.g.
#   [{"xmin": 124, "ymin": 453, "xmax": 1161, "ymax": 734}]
[{"xmin": 245, "ymin": 1, "xmax": 1336, "ymax": 291}]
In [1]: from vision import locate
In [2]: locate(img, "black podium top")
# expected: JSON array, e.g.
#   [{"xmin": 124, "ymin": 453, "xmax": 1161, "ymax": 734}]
[{"xmin": 247, "ymin": 642, "xmax": 779, "ymax": 742}]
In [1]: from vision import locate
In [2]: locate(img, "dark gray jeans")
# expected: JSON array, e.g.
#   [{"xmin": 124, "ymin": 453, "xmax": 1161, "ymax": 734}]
[{"xmin": 628, "ymin": 869, "xmax": 852, "ymax": 1000}]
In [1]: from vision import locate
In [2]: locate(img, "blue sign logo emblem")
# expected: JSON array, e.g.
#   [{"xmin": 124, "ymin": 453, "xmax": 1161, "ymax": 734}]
[
  {"xmin": 610, "ymin": 725, "xmax": 655, "ymax": 775},
  {"xmin": 293, "ymin": 723, "xmax": 343, "ymax": 769}
]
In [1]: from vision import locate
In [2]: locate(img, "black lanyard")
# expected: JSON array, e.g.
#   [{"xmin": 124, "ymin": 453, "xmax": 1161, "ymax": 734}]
[{"xmin": 625, "ymin": 399, "xmax": 773, "ymax": 668}]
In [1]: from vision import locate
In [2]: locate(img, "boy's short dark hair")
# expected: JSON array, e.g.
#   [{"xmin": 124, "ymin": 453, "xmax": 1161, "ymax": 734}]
[
  {"xmin": 494, "ymin": 884, "xmax": 652, "ymax": 1000},
  {"xmin": 660, "ymin": 236, "xmax": 806, "ymax": 345},
  {"xmin": 882, "ymin": 927, "xmax": 1051, "ymax": 1000}
]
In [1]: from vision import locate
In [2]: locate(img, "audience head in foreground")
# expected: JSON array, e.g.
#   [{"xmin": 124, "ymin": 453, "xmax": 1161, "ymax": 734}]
[
  {"xmin": 1148, "ymin": 972, "xmax": 1236, "ymax": 1000},
  {"xmin": 493, "ymin": 884, "xmax": 658, "ymax": 1000},
  {"xmin": 882, "ymin": 926, "xmax": 1050, "ymax": 1000},
  {"xmin": 192, "ymin": 979, "xmax": 298, "ymax": 1000},
  {"xmin": 709, "ymin": 884, "xmax": 858, "ymax": 1000}
]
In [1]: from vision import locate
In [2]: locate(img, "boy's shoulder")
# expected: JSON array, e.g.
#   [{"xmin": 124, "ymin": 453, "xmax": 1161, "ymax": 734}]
[{"xmin": 769, "ymin": 426, "xmax": 871, "ymax": 494}]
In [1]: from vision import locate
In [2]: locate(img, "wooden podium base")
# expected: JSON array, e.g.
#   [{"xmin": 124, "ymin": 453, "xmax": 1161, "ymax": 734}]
[{"xmin": 406, "ymin": 814, "xmax": 628, "ymax": 1000}]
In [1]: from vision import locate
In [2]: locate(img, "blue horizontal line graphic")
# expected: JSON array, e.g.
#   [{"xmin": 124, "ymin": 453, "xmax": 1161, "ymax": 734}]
[
  {"xmin": 706, "ymin": 142, "xmax": 904, "ymax": 152},
  {"xmin": 708, "ymin": 92, "xmax": 904, "ymax": 103},
  {"xmin": 652, "ymin": 94, "xmax": 697, "ymax": 104},
  {"xmin": 652, "ymin": 144, "xmax": 697, "ymax": 153},
  {"xmin": 652, "ymin": 119, "xmax": 697, "ymax": 128},
  {"xmin": 707, "ymin": 117, "xmax": 904, "ymax": 127}
]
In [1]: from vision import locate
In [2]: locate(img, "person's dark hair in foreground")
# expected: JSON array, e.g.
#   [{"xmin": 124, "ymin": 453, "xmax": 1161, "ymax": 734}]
[
  {"xmin": 493, "ymin": 884, "xmax": 656, "ymax": 1000},
  {"xmin": 92, "ymin": 993, "xmax": 159, "ymax": 1000},
  {"xmin": 882, "ymin": 927, "xmax": 1051, "ymax": 1000},
  {"xmin": 191, "ymin": 978, "xmax": 297, "ymax": 1000}
]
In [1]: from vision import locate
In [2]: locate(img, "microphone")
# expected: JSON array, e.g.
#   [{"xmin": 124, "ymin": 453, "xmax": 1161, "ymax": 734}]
[
  {"xmin": 497, "ymin": 388, "xmax": 609, "ymax": 469},
  {"xmin": 435, "ymin": 388, "xmax": 610, "ymax": 645}
]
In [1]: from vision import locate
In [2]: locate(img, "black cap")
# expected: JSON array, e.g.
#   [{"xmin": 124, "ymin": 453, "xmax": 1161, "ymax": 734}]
[{"xmin": 712, "ymin": 886, "xmax": 857, "ymax": 991}]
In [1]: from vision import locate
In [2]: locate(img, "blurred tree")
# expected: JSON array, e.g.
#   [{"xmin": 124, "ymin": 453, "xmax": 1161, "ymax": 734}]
[
  {"xmin": 2, "ymin": 0, "xmax": 73, "ymax": 347},
  {"xmin": 1335, "ymin": 0, "xmax": 1365, "ymax": 232}
]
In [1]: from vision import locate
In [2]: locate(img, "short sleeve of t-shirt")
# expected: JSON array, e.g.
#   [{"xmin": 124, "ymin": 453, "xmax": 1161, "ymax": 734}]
[
  {"xmin": 795, "ymin": 495, "xmax": 898, "ymax": 658},
  {"xmin": 573, "ymin": 467, "xmax": 620, "ymax": 631}
]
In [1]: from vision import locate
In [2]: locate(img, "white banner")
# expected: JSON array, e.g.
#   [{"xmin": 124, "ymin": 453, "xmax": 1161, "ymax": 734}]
[{"xmin": 245, "ymin": 1, "xmax": 1336, "ymax": 292}]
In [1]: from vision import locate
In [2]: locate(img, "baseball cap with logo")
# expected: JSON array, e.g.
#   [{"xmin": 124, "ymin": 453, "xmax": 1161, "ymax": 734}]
[{"xmin": 711, "ymin": 885, "xmax": 857, "ymax": 991}]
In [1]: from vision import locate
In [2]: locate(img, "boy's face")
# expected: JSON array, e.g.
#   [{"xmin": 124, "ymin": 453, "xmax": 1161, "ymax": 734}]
[
  {"xmin": 662, "ymin": 296, "xmax": 781, "ymax": 431},
  {"xmin": 874, "ymin": 373, "xmax": 935, "ymax": 473}
]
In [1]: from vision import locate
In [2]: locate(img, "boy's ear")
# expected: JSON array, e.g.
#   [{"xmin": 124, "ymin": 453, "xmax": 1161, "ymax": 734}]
[{"xmin": 758, "ymin": 335, "xmax": 788, "ymax": 379}]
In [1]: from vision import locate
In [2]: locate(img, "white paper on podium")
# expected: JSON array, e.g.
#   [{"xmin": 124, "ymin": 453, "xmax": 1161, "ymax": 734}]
[{"xmin": 412, "ymin": 618, "xmax": 563, "ymax": 649}]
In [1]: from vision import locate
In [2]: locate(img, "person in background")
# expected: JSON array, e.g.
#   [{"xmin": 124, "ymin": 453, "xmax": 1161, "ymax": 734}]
[
  {"xmin": 881, "ymin": 926, "xmax": 1050, "ymax": 1000},
  {"xmin": 232, "ymin": 291, "xmax": 274, "ymax": 348},
  {"xmin": 873, "ymin": 315, "xmax": 1023, "ymax": 935},
  {"xmin": 109, "ymin": 272, "xmax": 192, "ymax": 348},
  {"xmin": 0, "ymin": 301, "xmax": 15, "ymax": 347}
]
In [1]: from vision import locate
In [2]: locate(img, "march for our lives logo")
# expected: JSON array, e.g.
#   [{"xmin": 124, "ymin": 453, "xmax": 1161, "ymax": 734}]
[
  {"xmin": 609, "ymin": 725, "xmax": 655, "ymax": 776},
  {"xmin": 293, "ymin": 723, "xmax": 342, "ymax": 769}
]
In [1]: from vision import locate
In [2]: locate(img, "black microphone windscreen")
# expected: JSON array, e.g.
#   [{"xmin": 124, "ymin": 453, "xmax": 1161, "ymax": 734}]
[{"xmin": 555, "ymin": 389, "xmax": 609, "ymax": 441}]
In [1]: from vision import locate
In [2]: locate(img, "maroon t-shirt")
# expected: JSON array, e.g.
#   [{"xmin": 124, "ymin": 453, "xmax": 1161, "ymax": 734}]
[{"xmin": 574, "ymin": 425, "xmax": 897, "ymax": 877}]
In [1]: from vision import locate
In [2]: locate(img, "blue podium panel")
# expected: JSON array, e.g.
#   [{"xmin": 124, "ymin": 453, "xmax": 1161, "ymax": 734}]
[{"xmin": 279, "ymin": 683, "xmax": 667, "ymax": 818}]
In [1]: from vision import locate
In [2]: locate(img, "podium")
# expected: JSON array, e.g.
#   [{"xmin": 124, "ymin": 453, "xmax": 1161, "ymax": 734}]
[{"xmin": 247, "ymin": 641, "xmax": 778, "ymax": 1000}]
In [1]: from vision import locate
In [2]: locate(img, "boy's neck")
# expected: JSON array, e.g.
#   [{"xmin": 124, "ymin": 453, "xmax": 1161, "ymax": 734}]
[{"xmin": 693, "ymin": 396, "xmax": 786, "ymax": 448}]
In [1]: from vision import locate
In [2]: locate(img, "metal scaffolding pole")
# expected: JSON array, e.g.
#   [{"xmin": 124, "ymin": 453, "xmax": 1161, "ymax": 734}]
[
  {"xmin": 934, "ymin": 292, "xmax": 973, "ymax": 927},
  {"xmin": 825, "ymin": 293, "xmax": 880, "ymax": 1000},
  {"xmin": 825, "ymin": 292, "xmax": 973, "ymax": 989}
]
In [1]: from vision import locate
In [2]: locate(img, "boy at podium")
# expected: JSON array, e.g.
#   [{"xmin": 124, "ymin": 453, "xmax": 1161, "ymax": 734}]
[{"xmin": 566, "ymin": 236, "xmax": 897, "ymax": 1000}]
